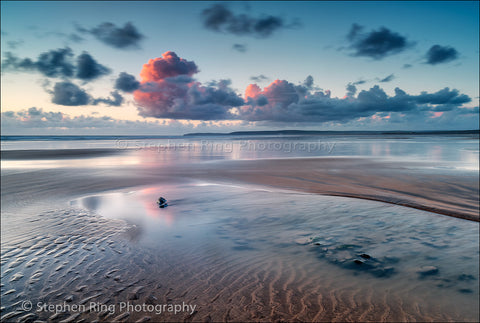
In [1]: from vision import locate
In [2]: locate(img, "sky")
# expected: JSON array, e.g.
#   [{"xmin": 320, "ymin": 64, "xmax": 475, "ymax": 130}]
[{"xmin": 1, "ymin": 1, "xmax": 479, "ymax": 135}]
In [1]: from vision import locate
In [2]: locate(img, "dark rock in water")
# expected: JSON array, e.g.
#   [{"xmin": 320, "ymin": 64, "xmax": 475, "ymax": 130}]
[
  {"xmin": 308, "ymin": 237, "xmax": 396, "ymax": 278},
  {"xmin": 417, "ymin": 266, "xmax": 439, "ymax": 277},
  {"xmin": 457, "ymin": 274, "xmax": 476, "ymax": 281},
  {"xmin": 157, "ymin": 197, "xmax": 168, "ymax": 208}
]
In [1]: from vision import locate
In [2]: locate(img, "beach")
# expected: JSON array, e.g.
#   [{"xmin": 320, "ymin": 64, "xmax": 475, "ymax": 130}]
[{"xmin": 1, "ymin": 134, "xmax": 479, "ymax": 322}]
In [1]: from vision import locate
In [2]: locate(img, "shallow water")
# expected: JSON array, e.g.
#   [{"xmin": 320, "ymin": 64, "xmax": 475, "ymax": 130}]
[
  {"xmin": 2, "ymin": 134, "xmax": 478, "ymax": 173},
  {"xmin": 71, "ymin": 182, "xmax": 479, "ymax": 321}
]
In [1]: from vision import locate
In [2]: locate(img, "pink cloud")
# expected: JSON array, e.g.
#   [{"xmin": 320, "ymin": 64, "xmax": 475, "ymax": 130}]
[
  {"xmin": 134, "ymin": 52, "xmax": 243, "ymax": 120},
  {"xmin": 139, "ymin": 51, "xmax": 198, "ymax": 82}
]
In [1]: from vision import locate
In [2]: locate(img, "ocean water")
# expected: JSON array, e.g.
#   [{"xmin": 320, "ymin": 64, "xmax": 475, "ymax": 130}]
[{"xmin": 2, "ymin": 133, "xmax": 479, "ymax": 173}]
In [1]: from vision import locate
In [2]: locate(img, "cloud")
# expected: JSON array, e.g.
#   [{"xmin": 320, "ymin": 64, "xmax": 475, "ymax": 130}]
[
  {"xmin": 51, "ymin": 82, "xmax": 90, "ymax": 106},
  {"xmin": 139, "ymin": 51, "xmax": 198, "ymax": 80},
  {"xmin": 201, "ymin": 4, "xmax": 297, "ymax": 38},
  {"xmin": 379, "ymin": 74, "xmax": 395, "ymax": 82},
  {"xmin": 232, "ymin": 43, "xmax": 247, "ymax": 52},
  {"xmin": 2, "ymin": 48, "xmax": 75, "ymax": 78},
  {"xmin": 425, "ymin": 45, "xmax": 459, "ymax": 65},
  {"xmin": 352, "ymin": 80, "xmax": 366, "ymax": 85},
  {"xmin": 76, "ymin": 52, "xmax": 111, "ymax": 81},
  {"xmin": 79, "ymin": 22, "xmax": 144, "ymax": 49},
  {"xmin": 1, "ymin": 107, "xmax": 263, "ymax": 135},
  {"xmin": 345, "ymin": 83, "xmax": 357, "ymax": 98},
  {"xmin": 92, "ymin": 91, "xmax": 124, "ymax": 106},
  {"xmin": 134, "ymin": 51, "xmax": 244, "ymax": 120},
  {"xmin": 50, "ymin": 82, "xmax": 123, "ymax": 107},
  {"xmin": 303, "ymin": 75, "xmax": 314, "ymax": 88},
  {"xmin": 250, "ymin": 74, "xmax": 269, "ymax": 83},
  {"xmin": 239, "ymin": 77, "xmax": 474, "ymax": 124},
  {"xmin": 2, "ymin": 48, "xmax": 110, "ymax": 81},
  {"xmin": 115, "ymin": 72, "xmax": 140, "ymax": 92},
  {"xmin": 131, "ymin": 52, "xmax": 475, "ymax": 125},
  {"xmin": 0, "ymin": 107, "xmax": 163, "ymax": 133},
  {"xmin": 346, "ymin": 24, "xmax": 413, "ymax": 59}
]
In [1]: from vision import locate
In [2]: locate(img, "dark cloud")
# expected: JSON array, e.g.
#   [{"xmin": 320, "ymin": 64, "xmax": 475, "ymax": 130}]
[
  {"xmin": 303, "ymin": 75, "xmax": 314, "ymax": 88},
  {"xmin": 50, "ymin": 82, "xmax": 124, "ymax": 107},
  {"xmin": 92, "ymin": 91, "xmax": 124, "ymax": 106},
  {"xmin": 232, "ymin": 43, "xmax": 247, "ymax": 53},
  {"xmin": 201, "ymin": 4, "xmax": 297, "ymax": 38},
  {"xmin": 250, "ymin": 74, "xmax": 269, "ymax": 83},
  {"xmin": 115, "ymin": 72, "xmax": 140, "ymax": 92},
  {"xmin": 51, "ymin": 81, "xmax": 90, "ymax": 106},
  {"xmin": 240, "ymin": 79, "xmax": 473, "ymax": 124},
  {"xmin": 79, "ymin": 22, "xmax": 144, "ymax": 49},
  {"xmin": 345, "ymin": 83, "xmax": 357, "ymax": 98},
  {"xmin": 253, "ymin": 16, "xmax": 284, "ymax": 37},
  {"xmin": 414, "ymin": 88, "xmax": 470, "ymax": 105},
  {"xmin": 76, "ymin": 52, "xmax": 110, "ymax": 81},
  {"xmin": 379, "ymin": 74, "xmax": 395, "ymax": 83},
  {"xmin": 134, "ymin": 51, "xmax": 244, "ymax": 120},
  {"xmin": 2, "ymin": 48, "xmax": 110, "ymax": 82},
  {"xmin": 425, "ymin": 45, "xmax": 459, "ymax": 65},
  {"xmin": 27, "ymin": 107, "xmax": 42, "ymax": 116},
  {"xmin": 2, "ymin": 48, "xmax": 75, "ymax": 78},
  {"xmin": 346, "ymin": 24, "xmax": 413, "ymax": 59},
  {"xmin": 352, "ymin": 80, "xmax": 366, "ymax": 85}
]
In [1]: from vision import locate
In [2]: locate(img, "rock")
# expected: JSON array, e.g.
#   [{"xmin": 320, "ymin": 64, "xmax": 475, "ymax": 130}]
[
  {"xmin": 157, "ymin": 197, "xmax": 168, "ymax": 208},
  {"xmin": 359, "ymin": 253, "xmax": 371, "ymax": 259},
  {"xmin": 417, "ymin": 266, "xmax": 439, "ymax": 276},
  {"xmin": 457, "ymin": 274, "xmax": 475, "ymax": 281}
]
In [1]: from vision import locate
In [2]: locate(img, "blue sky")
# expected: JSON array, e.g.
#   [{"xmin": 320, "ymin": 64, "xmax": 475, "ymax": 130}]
[{"xmin": 1, "ymin": 1, "xmax": 478, "ymax": 134}]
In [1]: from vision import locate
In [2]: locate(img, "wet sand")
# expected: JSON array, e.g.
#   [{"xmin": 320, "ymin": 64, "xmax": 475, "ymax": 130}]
[
  {"xmin": 1, "ymin": 149, "xmax": 120, "ymax": 160},
  {"xmin": 1, "ymin": 149, "xmax": 479, "ymax": 322},
  {"xmin": 2, "ymin": 150, "xmax": 478, "ymax": 221},
  {"xmin": 190, "ymin": 158, "xmax": 479, "ymax": 222}
]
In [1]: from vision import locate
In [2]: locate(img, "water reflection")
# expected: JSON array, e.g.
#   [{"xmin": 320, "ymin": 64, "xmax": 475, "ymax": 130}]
[{"xmin": 2, "ymin": 135, "xmax": 479, "ymax": 172}]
